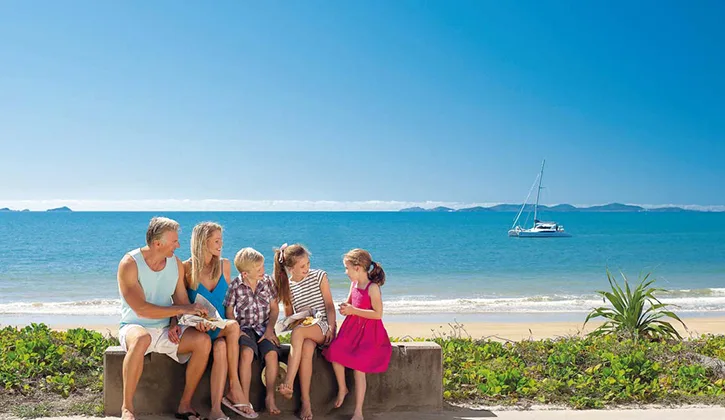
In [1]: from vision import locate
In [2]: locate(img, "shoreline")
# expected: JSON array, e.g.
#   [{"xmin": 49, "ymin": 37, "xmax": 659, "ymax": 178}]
[{"xmin": 3, "ymin": 315, "xmax": 724, "ymax": 341}]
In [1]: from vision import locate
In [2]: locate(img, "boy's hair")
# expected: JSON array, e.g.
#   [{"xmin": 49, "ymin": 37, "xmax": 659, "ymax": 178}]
[
  {"xmin": 273, "ymin": 243, "xmax": 310, "ymax": 307},
  {"xmin": 344, "ymin": 248, "xmax": 386, "ymax": 286},
  {"xmin": 234, "ymin": 247, "xmax": 265, "ymax": 274}
]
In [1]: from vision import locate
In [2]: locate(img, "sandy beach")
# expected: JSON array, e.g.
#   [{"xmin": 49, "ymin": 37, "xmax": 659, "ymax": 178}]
[
  {"xmin": 383, "ymin": 316, "xmax": 725, "ymax": 340},
  {"xmin": 19, "ymin": 315, "xmax": 723, "ymax": 341}
]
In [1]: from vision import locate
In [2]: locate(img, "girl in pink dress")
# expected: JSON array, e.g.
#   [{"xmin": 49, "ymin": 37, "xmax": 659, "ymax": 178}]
[{"xmin": 323, "ymin": 249, "xmax": 392, "ymax": 420}]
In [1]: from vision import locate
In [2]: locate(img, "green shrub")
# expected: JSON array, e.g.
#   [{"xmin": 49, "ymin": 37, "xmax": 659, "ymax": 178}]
[
  {"xmin": 584, "ymin": 271, "xmax": 686, "ymax": 341},
  {"xmin": 435, "ymin": 334, "xmax": 725, "ymax": 407},
  {"xmin": 1, "ymin": 323, "xmax": 724, "ymax": 415},
  {"xmin": 0, "ymin": 323, "xmax": 118, "ymax": 399}
]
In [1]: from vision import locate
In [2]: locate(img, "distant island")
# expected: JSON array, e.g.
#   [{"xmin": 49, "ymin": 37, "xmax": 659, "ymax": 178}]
[
  {"xmin": 400, "ymin": 203, "xmax": 713, "ymax": 213},
  {"xmin": 47, "ymin": 206, "xmax": 73, "ymax": 212},
  {"xmin": 0, "ymin": 207, "xmax": 73, "ymax": 212}
]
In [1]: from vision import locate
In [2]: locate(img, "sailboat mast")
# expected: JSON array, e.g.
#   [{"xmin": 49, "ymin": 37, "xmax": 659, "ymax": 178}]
[{"xmin": 534, "ymin": 159, "xmax": 545, "ymax": 224}]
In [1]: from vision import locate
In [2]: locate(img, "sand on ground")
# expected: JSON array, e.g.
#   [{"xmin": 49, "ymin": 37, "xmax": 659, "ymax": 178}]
[{"xmin": 27, "ymin": 316, "xmax": 725, "ymax": 341}]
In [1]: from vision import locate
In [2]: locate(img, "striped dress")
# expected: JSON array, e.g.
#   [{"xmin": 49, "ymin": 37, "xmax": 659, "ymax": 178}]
[{"xmin": 289, "ymin": 269, "xmax": 330, "ymax": 335}]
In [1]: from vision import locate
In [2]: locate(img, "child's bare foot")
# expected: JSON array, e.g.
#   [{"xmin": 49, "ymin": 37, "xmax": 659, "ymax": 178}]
[
  {"xmin": 121, "ymin": 408, "xmax": 135, "ymax": 420},
  {"xmin": 227, "ymin": 385, "xmax": 245, "ymax": 407},
  {"xmin": 351, "ymin": 413, "xmax": 364, "ymax": 420},
  {"xmin": 300, "ymin": 402, "xmax": 313, "ymax": 420},
  {"xmin": 334, "ymin": 387, "xmax": 349, "ymax": 408},
  {"xmin": 265, "ymin": 395, "xmax": 281, "ymax": 415},
  {"xmin": 277, "ymin": 382, "xmax": 294, "ymax": 400},
  {"xmin": 209, "ymin": 408, "xmax": 227, "ymax": 420}
]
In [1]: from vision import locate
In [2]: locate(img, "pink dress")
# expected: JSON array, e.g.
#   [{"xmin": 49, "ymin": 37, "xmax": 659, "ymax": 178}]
[{"xmin": 323, "ymin": 282, "xmax": 392, "ymax": 373}]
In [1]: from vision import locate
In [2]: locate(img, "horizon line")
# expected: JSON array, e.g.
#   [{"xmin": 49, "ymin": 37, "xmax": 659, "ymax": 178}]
[{"xmin": 1, "ymin": 199, "xmax": 724, "ymax": 212}]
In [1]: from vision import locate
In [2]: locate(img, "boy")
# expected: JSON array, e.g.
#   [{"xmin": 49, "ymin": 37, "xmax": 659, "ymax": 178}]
[{"xmin": 223, "ymin": 248, "xmax": 281, "ymax": 416}]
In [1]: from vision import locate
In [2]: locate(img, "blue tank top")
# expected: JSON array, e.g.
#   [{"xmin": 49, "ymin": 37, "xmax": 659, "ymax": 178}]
[
  {"xmin": 120, "ymin": 248, "xmax": 178, "ymax": 329},
  {"xmin": 187, "ymin": 261, "xmax": 228, "ymax": 340}
]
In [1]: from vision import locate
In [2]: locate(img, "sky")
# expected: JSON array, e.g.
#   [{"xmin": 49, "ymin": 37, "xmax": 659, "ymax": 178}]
[{"xmin": 1, "ymin": 1, "xmax": 724, "ymax": 210}]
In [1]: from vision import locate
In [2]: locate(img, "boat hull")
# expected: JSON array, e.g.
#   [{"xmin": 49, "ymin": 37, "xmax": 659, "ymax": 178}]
[{"xmin": 508, "ymin": 229, "xmax": 571, "ymax": 238}]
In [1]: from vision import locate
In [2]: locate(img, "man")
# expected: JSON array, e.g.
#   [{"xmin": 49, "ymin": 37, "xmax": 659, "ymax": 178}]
[{"xmin": 117, "ymin": 217, "xmax": 212, "ymax": 420}]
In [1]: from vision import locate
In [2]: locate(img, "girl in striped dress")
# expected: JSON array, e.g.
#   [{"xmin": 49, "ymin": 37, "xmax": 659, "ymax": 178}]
[{"xmin": 273, "ymin": 243, "xmax": 337, "ymax": 420}]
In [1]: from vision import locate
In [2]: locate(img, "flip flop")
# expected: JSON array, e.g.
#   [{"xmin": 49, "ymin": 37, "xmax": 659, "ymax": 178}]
[
  {"xmin": 175, "ymin": 412, "xmax": 208, "ymax": 420},
  {"xmin": 222, "ymin": 397, "xmax": 259, "ymax": 419}
]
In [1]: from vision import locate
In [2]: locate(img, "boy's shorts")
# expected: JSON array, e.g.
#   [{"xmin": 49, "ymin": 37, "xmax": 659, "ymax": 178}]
[
  {"xmin": 119, "ymin": 324, "xmax": 191, "ymax": 364},
  {"xmin": 239, "ymin": 326, "xmax": 281, "ymax": 361}
]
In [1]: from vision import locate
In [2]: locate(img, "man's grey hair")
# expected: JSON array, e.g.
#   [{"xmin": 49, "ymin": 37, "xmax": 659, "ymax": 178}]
[{"xmin": 146, "ymin": 217, "xmax": 180, "ymax": 245}]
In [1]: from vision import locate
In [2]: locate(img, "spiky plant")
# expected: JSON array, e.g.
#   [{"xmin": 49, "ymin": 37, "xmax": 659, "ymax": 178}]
[{"xmin": 584, "ymin": 271, "xmax": 687, "ymax": 342}]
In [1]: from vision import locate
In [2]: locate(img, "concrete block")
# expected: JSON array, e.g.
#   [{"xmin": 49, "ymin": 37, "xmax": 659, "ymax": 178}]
[{"xmin": 104, "ymin": 342, "xmax": 442, "ymax": 416}]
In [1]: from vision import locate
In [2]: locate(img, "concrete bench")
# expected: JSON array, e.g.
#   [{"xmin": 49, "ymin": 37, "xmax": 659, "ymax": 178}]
[{"xmin": 104, "ymin": 342, "xmax": 442, "ymax": 417}]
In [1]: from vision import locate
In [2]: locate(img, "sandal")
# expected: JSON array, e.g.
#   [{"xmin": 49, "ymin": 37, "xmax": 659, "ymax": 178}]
[
  {"xmin": 175, "ymin": 412, "xmax": 208, "ymax": 420},
  {"xmin": 222, "ymin": 397, "xmax": 259, "ymax": 419}
]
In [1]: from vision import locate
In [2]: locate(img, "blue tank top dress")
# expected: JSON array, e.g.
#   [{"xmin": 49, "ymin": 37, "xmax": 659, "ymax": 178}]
[{"xmin": 187, "ymin": 264, "xmax": 228, "ymax": 341}]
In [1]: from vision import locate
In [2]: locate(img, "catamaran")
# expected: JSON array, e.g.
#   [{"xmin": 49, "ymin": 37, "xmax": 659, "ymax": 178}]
[{"xmin": 508, "ymin": 160, "xmax": 571, "ymax": 238}]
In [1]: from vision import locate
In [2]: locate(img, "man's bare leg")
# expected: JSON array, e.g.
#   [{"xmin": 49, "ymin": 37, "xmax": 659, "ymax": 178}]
[{"xmin": 122, "ymin": 327, "xmax": 152, "ymax": 420}]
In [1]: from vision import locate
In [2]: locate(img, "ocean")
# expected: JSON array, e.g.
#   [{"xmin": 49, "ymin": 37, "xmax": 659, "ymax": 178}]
[{"xmin": 1, "ymin": 211, "xmax": 724, "ymax": 326}]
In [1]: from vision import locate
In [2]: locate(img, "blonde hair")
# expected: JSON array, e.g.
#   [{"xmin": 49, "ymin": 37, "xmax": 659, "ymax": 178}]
[
  {"xmin": 234, "ymin": 247, "xmax": 265, "ymax": 274},
  {"xmin": 189, "ymin": 222, "xmax": 222, "ymax": 290},
  {"xmin": 146, "ymin": 217, "xmax": 180, "ymax": 245},
  {"xmin": 273, "ymin": 243, "xmax": 310, "ymax": 307},
  {"xmin": 344, "ymin": 248, "xmax": 386, "ymax": 286}
]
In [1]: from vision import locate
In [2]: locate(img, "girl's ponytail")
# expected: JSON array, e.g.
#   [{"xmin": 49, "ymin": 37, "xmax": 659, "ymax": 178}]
[
  {"xmin": 274, "ymin": 247, "xmax": 292, "ymax": 307},
  {"xmin": 368, "ymin": 261, "xmax": 386, "ymax": 286},
  {"xmin": 344, "ymin": 248, "xmax": 386, "ymax": 286},
  {"xmin": 273, "ymin": 243, "xmax": 309, "ymax": 308}
]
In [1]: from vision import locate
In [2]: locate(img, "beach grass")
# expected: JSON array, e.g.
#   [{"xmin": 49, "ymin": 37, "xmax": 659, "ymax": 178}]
[
  {"xmin": 432, "ymin": 333, "xmax": 725, "ymax": 408},
  {"xmin": 0, "ymin": 323, "xmax": 118, "ymax": 417},
  {"xmin": 1, "ymin": 323, "xmax": 725, "ymax": 417}
]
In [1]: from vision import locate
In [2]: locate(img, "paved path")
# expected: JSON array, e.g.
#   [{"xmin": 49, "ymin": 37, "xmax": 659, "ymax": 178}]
[{"xmin": 3, "ymin": 407, "xmax": 724, "ymax": 420}]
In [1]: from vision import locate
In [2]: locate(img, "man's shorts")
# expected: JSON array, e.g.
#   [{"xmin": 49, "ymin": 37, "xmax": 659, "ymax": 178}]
[
  {"xmin": 239, "ymin": 326, "xmax": 281, "ymax": 361},
  {"xmin": 119, "ymin": 324, "xmax": 192, "ymax": 364}
]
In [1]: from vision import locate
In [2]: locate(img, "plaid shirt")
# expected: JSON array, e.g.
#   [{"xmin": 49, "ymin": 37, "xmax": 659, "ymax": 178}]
[{"xmin": 223, "ymin": 274, "xmax": 278, "ymax": 336}]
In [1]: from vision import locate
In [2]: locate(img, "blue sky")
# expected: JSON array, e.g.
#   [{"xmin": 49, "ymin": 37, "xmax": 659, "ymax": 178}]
[{"xmin": 1, "ymin": 1, "xmax": 724, "ymax": 210}]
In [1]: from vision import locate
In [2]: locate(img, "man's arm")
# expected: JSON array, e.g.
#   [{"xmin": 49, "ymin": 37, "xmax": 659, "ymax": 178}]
[
  {"xmin": 118, "ymin": 255, "xmax": 198, "ymax": 319},
  {"xmin": 172, "ymin": 257, "xmax": 192, "ymax": 306}
]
